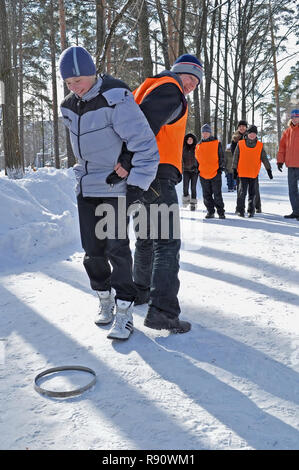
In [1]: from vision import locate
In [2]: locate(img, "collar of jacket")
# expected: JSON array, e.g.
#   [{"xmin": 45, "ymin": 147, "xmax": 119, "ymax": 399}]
[
  {"xmin": 245, "ymin": 137, "xmax": 258, "ymax": 147},
  {"xmin": 155, "ymin": 70, "xmax": 184, "ymax": 91},
  {"xmin": 200, "ymin": 136, "xmax": 217, "ymax": 143},
  {"xmin": 74, "ymin": 76, "xmax": 103, "ymax": 102}
]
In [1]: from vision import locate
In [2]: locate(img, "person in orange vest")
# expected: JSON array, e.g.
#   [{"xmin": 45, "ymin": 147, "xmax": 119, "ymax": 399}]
[
  {"xmin": 277, "ymin": 109, "xmax": 299, "ymax": 220},
  {"xmin": 232, "ymin": 125, "xmax": 273, "ymax": 217},
  {"xmin": 120, "ymin": 54, "xmax": 204, "ymax": 334},
  {"xmin": 195, "ymin": 124, "xmax": 226, "ymax": 219}
]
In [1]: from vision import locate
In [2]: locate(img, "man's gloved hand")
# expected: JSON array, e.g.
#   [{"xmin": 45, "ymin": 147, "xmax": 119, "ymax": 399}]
[
  {"xmin": 126, "ymin": 185, "xmax": 144, "ymax": 207},
  {"xmin": 277, "ymin": 162, "xmax": 283, "ymax": 172},
  {"xmin": 106, "ymin": 144, "xmax": 133, "ymax": 185},
  {"xmin": 233, "ymin": 168, "xmax": 238, "ymax": 180},
  {"xmin": 267, "ymin": 169, "xmax": 273, "ymax": 179}
]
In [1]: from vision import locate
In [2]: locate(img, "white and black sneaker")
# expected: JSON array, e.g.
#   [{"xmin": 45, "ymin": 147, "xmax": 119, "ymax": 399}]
[
  {"xmin": 94, "ymin": 290, "xmax": 115, "ymax": 325},
  {"xmin": 107, "ymin": 300, "xmax": 134, "ymax": 340}
]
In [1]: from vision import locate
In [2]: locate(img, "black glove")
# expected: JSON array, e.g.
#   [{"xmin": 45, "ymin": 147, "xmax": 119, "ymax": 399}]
[
  {"xmin": 277, "ymin": 162, "xmax": 283, "ymax": 172},
  {"xmin": 267, "ymin": 169, "xmax": 273, "ymax": 180},
  {"xmin": 106, "ymin": 144, "xmax": 133, "ymax": 185},
  {"xmin": 233, "ymin": 169, "xmax": 238, "ymax": 180},
  {"xmin": 126, "ymin": 185, "xmax": 144, "ymax": 207}
]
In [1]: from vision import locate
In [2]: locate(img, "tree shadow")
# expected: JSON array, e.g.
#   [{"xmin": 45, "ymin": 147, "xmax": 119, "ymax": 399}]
[
  {"xmin": 180, "ymin": 261, "xmax": 299, "ymax": 308},
  {"xmin": 113, "ymin": 323, "xmax": 299, "ymax": 450},
  {"xmin": 186, "ymin": 245, "xmax": 299, "ymax": 285},
  {"xmin": 0, "ymin": 283, "xmax": 209, "ymax": 450}
]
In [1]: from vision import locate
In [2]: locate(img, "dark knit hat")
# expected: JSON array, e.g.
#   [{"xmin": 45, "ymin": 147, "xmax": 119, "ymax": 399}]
[
  {"xmin": 237, "ymin": 120, "xmax": 248, "ymax": 127},
  {"xmin": 291, "ymin": 109, "xmax": 299, "ymax": 118},
  {"xmin": 247, "ymin": 125, "xmax": 258, "ymax": 134},
  {"xmin": 201, "ymin": 123, "xmax": 212, "ymax": 134},
  {"xmin": 59, "ymin": 46, "xmax": 96, "ymax": 80},
  {"xmin": 171, "ymin": 54, "xmax": 203, "ymax": 84}
]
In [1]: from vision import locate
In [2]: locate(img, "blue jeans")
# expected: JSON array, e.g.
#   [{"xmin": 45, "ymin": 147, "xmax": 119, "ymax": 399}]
[
  {"xmin": 133, "ymin": 178, "xmax": 181, "ymax": 318},
  {"xmin": 226, "ymin": 172, "xmax": 234, "ymax": 190},
  {"xmin": 288, "ymin": 167, "xmax": 299, "ymax": 215}
]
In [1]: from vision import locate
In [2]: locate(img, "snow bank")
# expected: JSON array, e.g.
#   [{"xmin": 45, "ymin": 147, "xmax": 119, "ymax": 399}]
[{"xmin": 0, "ymin": 168, "xmax": 80, "ymax": 269}]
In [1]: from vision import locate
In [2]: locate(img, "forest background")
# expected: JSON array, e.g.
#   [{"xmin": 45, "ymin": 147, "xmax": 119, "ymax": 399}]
[{"xmin": 0, "ymin": 0, "xmax": 298, "ymax": 177}]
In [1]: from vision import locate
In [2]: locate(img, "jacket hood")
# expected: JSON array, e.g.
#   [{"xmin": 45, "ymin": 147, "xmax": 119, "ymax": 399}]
[
  {"xmin": 184, "ymin": 133, "xmax": 197, "ymax": 147},
  {"xmin": 232, "ymin": 130, "xmax": 246, "ymax": 143}
]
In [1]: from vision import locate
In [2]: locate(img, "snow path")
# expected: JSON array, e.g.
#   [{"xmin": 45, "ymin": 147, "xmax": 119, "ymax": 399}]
[{"xmin": 0, "ymin": 167, "xmax": 298, "ymax": 450}]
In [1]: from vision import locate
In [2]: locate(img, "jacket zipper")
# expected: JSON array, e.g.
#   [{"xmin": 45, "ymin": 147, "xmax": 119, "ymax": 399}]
[{"xmin": 77, "ymin": 99, "xmax": 87, "ymax": 195}]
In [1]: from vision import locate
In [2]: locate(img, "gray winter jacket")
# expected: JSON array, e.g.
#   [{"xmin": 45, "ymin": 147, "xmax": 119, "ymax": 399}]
[{"xmin": 60, "ymin": 75, "xmax": 159, "ymax": 197}]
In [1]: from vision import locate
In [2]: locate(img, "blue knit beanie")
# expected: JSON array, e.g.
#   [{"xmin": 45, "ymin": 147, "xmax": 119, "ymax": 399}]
[
  {"xmin": 171, "ymin": 54, "xmax": 203, "ymax": 84},
  {"xmin": 59, "ymin": 46, "xmax": 96, "ymax": 80},
  {"xmin": 291, "ymin": 109, "xmax": 299, "ymax": 118},
  {"xmin": 201, "ymin": 123, "xmax": 212, "ymax": 134}
]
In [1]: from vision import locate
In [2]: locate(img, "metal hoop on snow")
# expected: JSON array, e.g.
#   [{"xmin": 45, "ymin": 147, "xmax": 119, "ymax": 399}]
[{"xmin": 34, "ymin": 365, "xmax": 96, "ymax": 398}]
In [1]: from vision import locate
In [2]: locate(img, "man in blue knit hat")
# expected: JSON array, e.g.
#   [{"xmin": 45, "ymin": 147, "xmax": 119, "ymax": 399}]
[
  {"xmin": 59, "ymin": 46, "xmax": 159, "ymax": 340},
  {"xmin": 130, "ymin": 53, "xmax": 204, "ymax": 334}
]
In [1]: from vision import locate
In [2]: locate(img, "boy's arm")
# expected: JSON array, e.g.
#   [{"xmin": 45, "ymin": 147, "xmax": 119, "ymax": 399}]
[
  {"xmin": 261, "ymin": 147, "xmax": 271, "ymax": 170},
  {"xmin": 232, "ymin": 143, "xmax": 240, "ymax": 169},
  {"xmin": 218, "ymin": 142, "xmax": 225, "ymax": 170},
  {"xmin": 112, "ymin": 92, "xmax": 159, "ymax": 191},
  {"xmin": 138, "ymin": 83, "xmax": 184, "ymax": 136}
]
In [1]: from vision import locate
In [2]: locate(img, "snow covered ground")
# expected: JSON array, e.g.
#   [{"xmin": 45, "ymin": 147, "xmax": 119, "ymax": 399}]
[{"xmin": 0, "ymin": 166, "xmax": 298, "ymax": 450}]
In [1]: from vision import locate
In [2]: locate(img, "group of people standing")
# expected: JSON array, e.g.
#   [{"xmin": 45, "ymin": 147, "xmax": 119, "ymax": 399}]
[
  {"xmin": 58, "ymin": 45, "xmax": 299, "ymax": 343},
  {"xmin": 182, "ymin": 111, "xmax": 299, "ymax": 220},
  {"xmin": 182, "ymin": 119, "xmax": 273, "ymax": 218}
]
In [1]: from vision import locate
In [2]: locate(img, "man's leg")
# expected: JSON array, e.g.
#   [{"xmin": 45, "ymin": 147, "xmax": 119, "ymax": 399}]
[
  {"xmin": 247, "ymin": 178, "xmax": 257, "ymax": 216},
  {"xmin": 200, "ymin": 177, "xmax": 215, "ymax": 215},
  {"xmin": 288, "ymin": 168, "xmax": 299, "ymax": 216},
  {"xmin": 77, "ymin": 194, "xmax": 111, "ymax": 291},
  {"xmin": 236, "ymin": 178, "xmax": 248, "ymax": 215},
  {"xmin": 254, "ymin": 177, "xmax": 261, "ymax": 212},
  {"xmin": 144, "ymin": 179, "xmax": 190, "ymax": 333},
  {"xmin": 211, "ymin": 172, "xmax": 225, "ymax": 216}
]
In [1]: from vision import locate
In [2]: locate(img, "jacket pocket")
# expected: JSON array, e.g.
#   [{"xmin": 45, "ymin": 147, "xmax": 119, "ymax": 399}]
[{"xmin": 143, "ymin": 178, "xmax": 161, "ymax": 204}]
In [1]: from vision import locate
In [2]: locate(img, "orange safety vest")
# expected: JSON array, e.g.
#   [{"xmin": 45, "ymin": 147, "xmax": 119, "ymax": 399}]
[
  {"xmin": 195, "ymin": 140, "xmax": 219, "ymax": 179},
  {"xmin": 237, "ymin": 140, "xmax": 263, "ymax": 178},
  {"xmin": 133, "ymin": 76, "xmax": 188, "ymax": 173}
]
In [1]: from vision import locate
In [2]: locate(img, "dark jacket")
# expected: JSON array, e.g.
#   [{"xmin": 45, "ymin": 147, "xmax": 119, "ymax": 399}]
[
  {"xmin": 231, "ymin": 130, "xmax": 246, "ymax": 156},
  {"xmin": 182, "ymin": 133, "xmax": 198, "ymax": 172},
  {"xmin": 138, "ymin": 71, "xmax": 188, "ymax": 183}
]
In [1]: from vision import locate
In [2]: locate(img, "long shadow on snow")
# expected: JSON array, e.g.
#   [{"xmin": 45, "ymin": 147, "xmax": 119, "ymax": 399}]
[
  {"xmin": 113, "ymin": 326, "xmax": 299, "ymax": 450},
  {"xmin": 180, "ymin": 261, "xmax": 299, "ymax": 309},
  {"xmin": 187, "ymin": 245, "xmax": 299, "ymax": 285},
  {"xmin": 0, "ymin": 283, "xmax": 208, "ymax": 450}
]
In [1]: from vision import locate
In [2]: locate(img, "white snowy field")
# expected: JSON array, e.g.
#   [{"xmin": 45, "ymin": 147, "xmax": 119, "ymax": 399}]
[{"xmin": 0, "ymin": 165, "xmax": 298, "ymax": 450}]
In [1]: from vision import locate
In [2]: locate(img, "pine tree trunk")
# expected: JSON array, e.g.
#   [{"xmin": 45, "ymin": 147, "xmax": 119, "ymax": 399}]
[
  {"xmin": 49, "ymin": 0, "xmax": 60, "ymax": 169},
  {"xmin": 18, "ymin": 0, "xmax": 25, "ymax": 169},
  {"xmin": 178, "ymin": 0, "xmax": 186, "ymax": 56},
  {"xmin": 156, "ymin": 0, "xmax": 170, "ymax": 69},
  {"xmin": 0, "ymin": 0, "xmax": 22, "ymax": 178},
  {"xmin": 58, "ymin": 0, "xmax": 76, "ymax": 168},
  {"xmin": 96, "ymin": 0, "xmax": 105, "ymax": 57},
  {"xmin": 138, "ymin": 1, "xmax": 153, "ymax": 79}
]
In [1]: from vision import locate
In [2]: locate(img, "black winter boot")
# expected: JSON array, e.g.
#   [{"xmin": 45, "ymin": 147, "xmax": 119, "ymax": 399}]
[{"xmin": 144, "ymin": 307, "xmax": 191, "ymax": 333}]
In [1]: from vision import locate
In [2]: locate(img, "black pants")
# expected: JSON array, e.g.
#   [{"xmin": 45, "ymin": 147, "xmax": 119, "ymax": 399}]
[
  {"xmin": 77, "ymin": 193, "xmax": 136, "ymax": 301},
  {"xmin": 133, "ymin": 178, "xmax": 181, "ymax": 318},
  {"xmin": 200, "ymin": 172, "xmax": 225, "ymax": 215},
  {"xmin": 183, "ymin": 170, "xmax": 198, "ymax": 199},
  {"xmin": 236, "ymin": 177, "xmax": 257, "ymax": 214}
]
